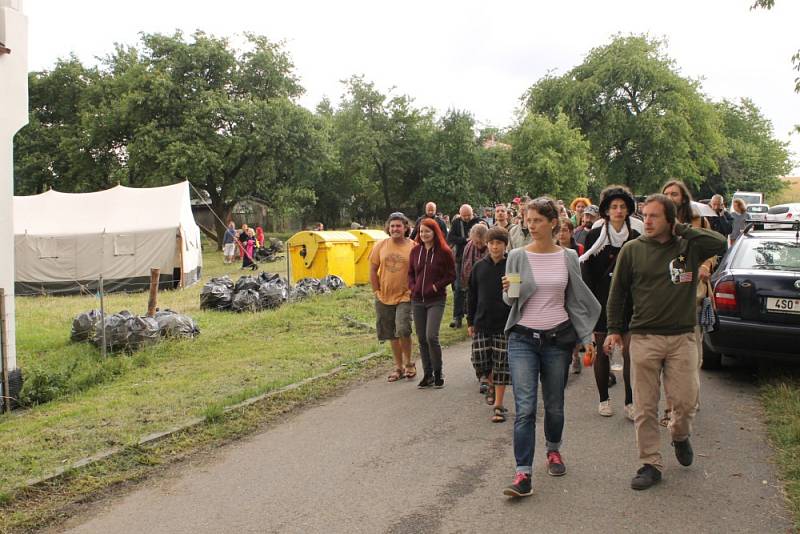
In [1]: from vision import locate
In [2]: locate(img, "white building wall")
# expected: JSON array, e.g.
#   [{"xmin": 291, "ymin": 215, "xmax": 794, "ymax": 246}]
[{"xmin": 0, "ymin": 0, "xmax": 29, "ymax": 372}]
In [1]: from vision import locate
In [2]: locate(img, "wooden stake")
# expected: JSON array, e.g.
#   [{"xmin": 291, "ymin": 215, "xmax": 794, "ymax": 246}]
[
  {"xmin": 0, "ymin": 288, "xmax": 10, "ymax": 414},
  {"xmin": 99, "ymin": 276, "xmax": 107, "ymax": 359},
  {"xmin": 147, "ymin": 268, "xmax": 160, "ymax": 317}
]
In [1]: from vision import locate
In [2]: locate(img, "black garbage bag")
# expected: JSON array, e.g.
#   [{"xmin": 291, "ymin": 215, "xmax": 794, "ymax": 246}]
[
  {"xmin": 209, "ymin": 275, "xmax": 234, "ymax": 289},
  {"xmin": 288, "ymin": 285, "xmax": 315, "ymax": 302},
  {"xmin": 268, "ymin": 238, "xmax": 285, "ymax": 252},
  {"xmin": 200, "ymin": 281, "xmax": 233, "ymax": 310},
  {"xmin": 93, "ymin": 310, "xmax": 134, "ymax": 352},
  {"xmin": 296, "ymin": 277, "xmax": 325, "ymax": 293},
  {"xmin": 70, "ymin": 309, "xmax": 101, "ymax": 342},
  {"xmin": 231, "ymin": 288, "xmax": 260, "ymax": 312},
  {"xmin": 320, "ymin": 275, "xmax": 346, "ymax": 291},
  {"xmin": 235, "ymin": 275, "xmax": 261, "ymax": 293},
  {"xmin": 127, "ymin": 315, "xmax": 160, "ymax": 350},
  {"xmin": 255, "ymin": 247, "xmax": 276, "ymax": 262},
  {"xmin": 156, "ymin": 311, "xmax": 199, "ymax": 339},
  {"xmin": 259, "ymin": 283, "xmax": 288, "ymax": 309},
  {"xmin": 258, "ymin": 271, "xmax": 282, "ymax": 284}
]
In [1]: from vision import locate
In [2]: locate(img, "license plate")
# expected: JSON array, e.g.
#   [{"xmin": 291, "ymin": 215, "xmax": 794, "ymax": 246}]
[{"xmin": 766, "ymin": 297, "xmax": 800, "ymax": 314}]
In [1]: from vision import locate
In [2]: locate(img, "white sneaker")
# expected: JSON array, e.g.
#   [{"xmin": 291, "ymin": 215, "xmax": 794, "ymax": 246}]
[
  {"xmin": 624, "ymin": 403, "xmax": 635, "ymax": 421},
  {"xmin": 598, "ymin": 400, "xmax": 614, "ymax": 417}
]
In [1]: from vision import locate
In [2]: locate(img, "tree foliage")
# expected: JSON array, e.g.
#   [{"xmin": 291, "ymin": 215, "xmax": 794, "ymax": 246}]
[
  {"xmin": 698, "ymin": 98, "xmax": 792, "ymax": 199},
  {"xmin": 509, "ymin": 113, "xmax": 590, "ymax": 200},
  {"xmin": 525, "ymin": 35, "xmax": 725, "ymax": 194}
]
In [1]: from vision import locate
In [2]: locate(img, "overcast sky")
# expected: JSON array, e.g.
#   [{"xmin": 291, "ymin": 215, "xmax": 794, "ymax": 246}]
[{"xmin": 23, "ymin": 0, "xmax": 800, "ymax": 173}]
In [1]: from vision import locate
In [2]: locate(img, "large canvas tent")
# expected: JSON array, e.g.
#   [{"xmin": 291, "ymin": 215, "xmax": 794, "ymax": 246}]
[{"xmin": 13, "ymin": 181, "xmax": 202, "ymax": 295}]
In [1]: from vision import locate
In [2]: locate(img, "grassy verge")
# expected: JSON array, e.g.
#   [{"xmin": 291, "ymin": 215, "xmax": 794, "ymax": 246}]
[
  {"xmin": 0, "ymin": 245, "xmax": 467, "ymax": 531},
  {"xmin": 761, "ymin": 371, "xmax": 800, "ymax": 529}
]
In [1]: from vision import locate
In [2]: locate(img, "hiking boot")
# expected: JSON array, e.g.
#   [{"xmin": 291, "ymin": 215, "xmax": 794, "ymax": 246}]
[
  {"xmin": 631, "ymin": 464, "xmax": 662, "ymax": 490},
  {"xmin": 673, "ymin": 438, "xmax": 694, "ymax": 466},
  {"xmin": 546, "ymin": 451, "xmax": 566, "ymax": 476},
  {"xmin": 433, "ymin": 373, "xmax": 445, "ymax": 389},
  {"xmin": 417, "ymin": 375, "xmax": 434, "ymax": 389},
  {"xmin": 598, "ymin": 400, "xmax": 614, "ymax": 417},
  {"xmin": 503, "ymin": 472, "xmax": 533, "ymax": 498},
  {"xmin": 624, "ymin": 403, "xmax": 635, "ymax": 421}
]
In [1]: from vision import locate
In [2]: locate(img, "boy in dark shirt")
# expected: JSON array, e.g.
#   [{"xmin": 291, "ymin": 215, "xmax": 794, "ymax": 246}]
[{"xmin": 467, "ymin": 227, "xmax": 512, "ymax": 422}]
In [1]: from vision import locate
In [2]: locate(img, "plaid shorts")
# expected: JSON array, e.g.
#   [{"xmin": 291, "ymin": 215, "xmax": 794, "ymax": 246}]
[{"xmin": 470, "ymin": 333, "xmax": 511, "ymax": 385}]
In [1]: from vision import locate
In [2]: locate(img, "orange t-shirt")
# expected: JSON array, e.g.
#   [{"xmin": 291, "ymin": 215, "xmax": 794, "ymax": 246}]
[{"xmin": 369, "ymin": 238, "xmax": 415, "ymax": 305}]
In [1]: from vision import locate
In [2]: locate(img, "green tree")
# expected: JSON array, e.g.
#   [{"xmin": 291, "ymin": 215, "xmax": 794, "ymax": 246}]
[
  {"xmin": 415, "ymin": 109, "xmax": 480, "ymax": 217},
  {"xmin": 14, "ymin": 57, "xmax": 104, "ymax": 194},
  {"xmin": 525, "ymin": 35, "xmax": 725, "ymax": 194},
  {"xmin": 333, "ymin": 76, "xmax": 434, "ymax": 218},
  {"xmin": 698, "ymin": 98, "xmax": 792, "ymax": 199},
  {"xmin": 509, "ymin": 113, "xmax": 590, "ymax": 200}
]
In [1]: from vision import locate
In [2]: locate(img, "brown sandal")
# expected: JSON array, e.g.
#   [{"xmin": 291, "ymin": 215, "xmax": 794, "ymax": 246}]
[
  {"xmin": 404, "ymin": 363, "xmax": 417, "ymax": 379},
  {"xmin": 388, "ymin": 368, "xmax": 405, "ymax": 382}
]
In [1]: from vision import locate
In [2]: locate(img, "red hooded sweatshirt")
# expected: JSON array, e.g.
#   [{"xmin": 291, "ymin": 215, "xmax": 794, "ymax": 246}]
[{"xmin": 408, "ymin": 244, "xmax": 456, "ymax": 302}]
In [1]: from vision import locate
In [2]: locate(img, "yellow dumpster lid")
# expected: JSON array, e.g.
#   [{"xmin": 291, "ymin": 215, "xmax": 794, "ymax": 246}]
[
  {"xmin": 288, "ymin": 231, "xmax": 359, "ymax": 268},
  {"xmin": 348, "ymin": 229, "xmax": 389, "ymax": 262},
  {"xmin": 287, "ymin": 231, "xmax": 359, "ymax": 245}
]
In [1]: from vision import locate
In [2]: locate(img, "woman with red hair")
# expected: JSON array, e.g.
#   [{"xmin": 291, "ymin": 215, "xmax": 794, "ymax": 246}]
[{"xmin": 408, "ymin": 218, "xmax": 457, "ymax": 388}]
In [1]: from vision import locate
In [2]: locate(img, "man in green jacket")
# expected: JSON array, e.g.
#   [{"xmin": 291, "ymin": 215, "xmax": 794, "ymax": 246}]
[{"xmin": 604, "ymin": 194, "xmax": 726, "ymax": 491}]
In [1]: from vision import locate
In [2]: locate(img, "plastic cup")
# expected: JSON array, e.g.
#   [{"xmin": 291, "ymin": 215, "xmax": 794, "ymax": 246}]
[
  {"xmin": 610, "ymin": 345, "xmax": 624, "ymax": 372},
  {"xmin": 506, "ymin": 273, "xmax": 521, "ymax": 298}
]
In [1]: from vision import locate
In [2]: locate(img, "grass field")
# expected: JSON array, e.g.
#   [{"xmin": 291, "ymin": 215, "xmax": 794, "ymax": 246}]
[
  {"xmin": 0, "ymin": 243, "xmax": 466, "ymax": 502},
  {"xmin": 773, "ymin": 177, "xmax": 800, "ymax": 204}
]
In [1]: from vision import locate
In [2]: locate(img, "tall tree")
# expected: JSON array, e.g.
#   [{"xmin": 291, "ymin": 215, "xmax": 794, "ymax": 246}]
[
  {"xmin": 334, "ymin": 76, "xmax": 434, "ymax": 217},
  {"xmin": 509, "ymin": 113, "xmax": 590, "ymax": 200},
  {"xmin": 14, "ymin": 57, "xmax": 104, "ymax": 194},
  {"xmin": 698, "ymin": 98, "xmax": 792, "ymax": 199},
  {"xmin": 89, "ymin": 31, "xmax": 319, "ymax": 246},
  {"xmin": 525, "ymin": 35, "xmax": 725, "ymax": 194}
]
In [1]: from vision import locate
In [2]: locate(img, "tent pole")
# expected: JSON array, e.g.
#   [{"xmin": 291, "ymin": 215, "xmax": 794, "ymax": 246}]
[
  {"xmin": 0, "ymin": 288, "xmax": 10, "ymax": 413},
  {"xmin": 177, "ymin": 232, "xmax": 185, "ymax": 288}
]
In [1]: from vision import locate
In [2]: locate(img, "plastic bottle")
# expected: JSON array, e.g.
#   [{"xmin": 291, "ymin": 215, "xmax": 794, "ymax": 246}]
[{"xmin": 610, "ymin": 344, "xmax": 624, "ymax": 372}]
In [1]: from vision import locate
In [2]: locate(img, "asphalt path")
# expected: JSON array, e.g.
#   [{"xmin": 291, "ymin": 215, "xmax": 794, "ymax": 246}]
[{"xmin": 57, "ymin": 341, "xmax": 794, "ymax": 533}]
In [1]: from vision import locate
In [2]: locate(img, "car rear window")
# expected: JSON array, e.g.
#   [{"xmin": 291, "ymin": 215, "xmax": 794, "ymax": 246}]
[
  {"xmin": 747, "ymin": 205, "xmax": 768, "ymax": 213},
  {"xmin": 733, "ymin": 239, "xmax": 800, "ymax": 271},
  {"xmin": 768, "ymin": 206, "xmax": 790, "ymax": 215}
]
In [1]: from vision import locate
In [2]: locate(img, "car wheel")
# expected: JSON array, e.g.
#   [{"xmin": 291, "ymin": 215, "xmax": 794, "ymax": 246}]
[{"xmin": 701, "ymin": 344, "xmax": 723, "ymax": 370}]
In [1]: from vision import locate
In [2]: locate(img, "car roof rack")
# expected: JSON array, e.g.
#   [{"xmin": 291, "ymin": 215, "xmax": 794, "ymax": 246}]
[{"xmin": 743, "ymin": 220, "xmax": 800, "ymax": 242}]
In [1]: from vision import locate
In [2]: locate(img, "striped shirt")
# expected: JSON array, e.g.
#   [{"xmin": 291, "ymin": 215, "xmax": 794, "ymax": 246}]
[{"xmin": 518, "ymin": 249, "xmax": 569, "ymax": 330}]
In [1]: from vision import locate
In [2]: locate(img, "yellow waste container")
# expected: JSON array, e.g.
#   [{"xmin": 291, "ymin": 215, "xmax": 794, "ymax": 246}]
[
  {"xmin": 287, "ymin": 231, "xmax": 359, "ymax": 286},
  {"xmin": 348, "ymin": 229, "xmax": 389, "ymax": 285}
]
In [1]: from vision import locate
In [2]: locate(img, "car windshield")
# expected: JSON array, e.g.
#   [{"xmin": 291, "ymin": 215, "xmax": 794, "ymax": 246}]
[
  {"xmin": 747, "ymin": 205, "xmax": 768, "ymax": 213},
  {"xmin": 768, "ymin": 206, "xmax": 791, "ymax": 215},
  {"xmin": 733, "ymin": 239, "xmax": 800, "ymax": 271}
]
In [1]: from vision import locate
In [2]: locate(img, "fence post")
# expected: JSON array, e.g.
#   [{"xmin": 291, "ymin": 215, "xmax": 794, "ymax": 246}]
[
  {"xmin": 99, "ymin": 276, "xmax": 107, "ymax": 359},
  {"xmin": 0, "ymin": 288, "xmax": 10, "ymax": 414},
  {"xmin": 147, "ymin": 268, "xmax": 160, "ymax": 317}
]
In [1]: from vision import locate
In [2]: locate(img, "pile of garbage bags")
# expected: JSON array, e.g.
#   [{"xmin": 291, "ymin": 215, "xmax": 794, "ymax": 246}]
[
  {"xmin": 70, "ymin": 308, "xmax": 199, "ymax": 353},
  {"xmin": 200, "ymin": 273, "xmax": 345, "ymax": 312}
]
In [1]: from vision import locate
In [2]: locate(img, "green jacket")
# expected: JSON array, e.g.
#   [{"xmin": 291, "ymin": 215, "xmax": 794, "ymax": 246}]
[{"xmin": 607, "ymin": 224, "xmax": 727, "ymax": 336}]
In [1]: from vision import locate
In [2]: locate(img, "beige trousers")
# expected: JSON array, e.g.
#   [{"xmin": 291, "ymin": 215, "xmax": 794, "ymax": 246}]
[{"xmin": 630, "ymin": 332, "xmax": 699, "ymax": 471}]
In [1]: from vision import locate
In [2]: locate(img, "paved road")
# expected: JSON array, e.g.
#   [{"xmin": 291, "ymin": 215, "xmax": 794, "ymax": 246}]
[{"xmin": 58, "ymin": 341, "xmax": 794, "ymax": 534}]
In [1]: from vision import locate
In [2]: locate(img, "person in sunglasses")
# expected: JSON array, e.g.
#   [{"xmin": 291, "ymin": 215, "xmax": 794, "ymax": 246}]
[{"xmin": 604, "ymin": 194, "xmax": 725, "ymax": 491}]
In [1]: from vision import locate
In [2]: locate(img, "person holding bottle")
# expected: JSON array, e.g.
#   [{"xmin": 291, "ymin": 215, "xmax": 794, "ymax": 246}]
[
  {"xmin": 501, "ymin": 197, "xmax": 600, "ymax": 498},
  {"xmin": 580, "ymin": 186, "xmax": 640, "ymax": 419}
]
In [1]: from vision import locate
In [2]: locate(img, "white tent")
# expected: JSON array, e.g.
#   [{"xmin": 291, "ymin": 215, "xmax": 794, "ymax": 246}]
[{"xmin": 13, "ymin": 181, "xmax": 202, "ymax": 295}]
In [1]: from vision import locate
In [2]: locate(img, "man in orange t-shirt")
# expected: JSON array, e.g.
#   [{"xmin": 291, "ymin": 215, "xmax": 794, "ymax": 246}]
[{"xmin": 370, "ymin": 212, "xmax": 416, "ymax": 382}]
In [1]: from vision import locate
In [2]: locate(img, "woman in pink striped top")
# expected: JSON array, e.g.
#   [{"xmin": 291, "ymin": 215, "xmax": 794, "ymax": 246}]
[{"xmin": 500, "ymin": 197, "xmax": 600, "ymax": 498}]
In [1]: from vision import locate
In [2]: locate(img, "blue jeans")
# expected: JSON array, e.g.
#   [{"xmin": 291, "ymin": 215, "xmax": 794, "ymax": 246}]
[{"xmin": 508, "ymin": 331, "xmax": 571, "ymax": 475}]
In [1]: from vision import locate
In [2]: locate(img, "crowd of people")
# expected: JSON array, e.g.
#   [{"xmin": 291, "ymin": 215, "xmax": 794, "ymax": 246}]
[{"xmin": 368, "ymin": 182, "xmax": 731, "ymax": 496}]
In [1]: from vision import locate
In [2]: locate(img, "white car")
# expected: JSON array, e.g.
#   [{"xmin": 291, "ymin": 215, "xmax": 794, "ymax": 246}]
[
  {"xmin": 764, "ymin": 203, "xmax": 800, "ymax": 228},
  {"xmin": 745, "ymin": 203, "xmax": 769, "ymax": 222}
]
